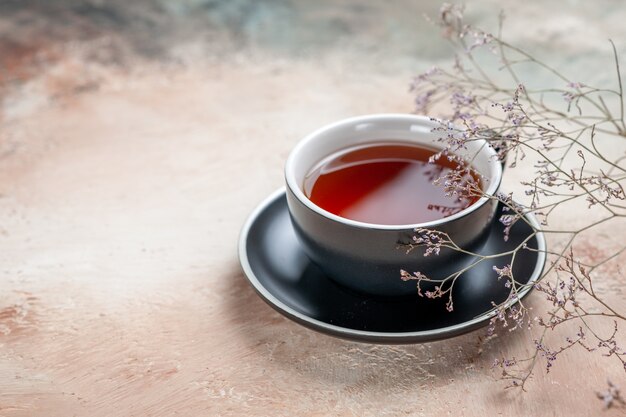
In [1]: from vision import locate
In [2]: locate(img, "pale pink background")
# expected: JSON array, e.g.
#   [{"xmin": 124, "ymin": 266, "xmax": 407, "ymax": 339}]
[{"xmin": 0, "ymin": 1, "xmax": 624, "ymax": 415}]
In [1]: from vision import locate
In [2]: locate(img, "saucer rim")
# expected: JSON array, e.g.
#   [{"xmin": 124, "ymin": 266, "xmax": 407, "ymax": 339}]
[{"xmin": 238, "ymin": 188, "xmax": 547, "ymax": 343}]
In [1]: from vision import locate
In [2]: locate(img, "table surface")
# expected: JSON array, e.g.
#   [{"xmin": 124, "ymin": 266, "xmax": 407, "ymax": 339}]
[{"xmin": 0, "ymin": 1, "xmax": 624, "ymax": 416}]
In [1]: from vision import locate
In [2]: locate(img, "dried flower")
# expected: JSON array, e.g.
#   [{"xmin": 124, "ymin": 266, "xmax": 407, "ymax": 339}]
[
  {"xmin": 596, "ymin": 380, "xmax": 626, "ymax": 409},
  {"xmin": 401, "ymin": 4, "xmax": 626, "ymax": 397}
]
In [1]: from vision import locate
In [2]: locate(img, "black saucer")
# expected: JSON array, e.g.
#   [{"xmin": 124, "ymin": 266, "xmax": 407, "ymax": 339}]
[{"xmin": 238, "ymin": 189, "xmax": 546, "ymax": 344}]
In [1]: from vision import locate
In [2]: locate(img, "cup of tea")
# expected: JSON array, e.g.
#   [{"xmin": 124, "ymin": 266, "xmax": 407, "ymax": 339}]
[{"xmin": 285, "ymin": 114, "xmax": 503, "ymax": 297}]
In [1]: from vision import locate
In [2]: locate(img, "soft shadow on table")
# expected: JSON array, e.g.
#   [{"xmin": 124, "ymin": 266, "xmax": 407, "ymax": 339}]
[{"xmin": 224, "ymin": 265, "xmax": 532, "ymax": 390}]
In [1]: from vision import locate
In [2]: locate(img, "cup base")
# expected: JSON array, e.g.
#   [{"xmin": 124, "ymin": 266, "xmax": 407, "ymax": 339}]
[{"xmin": 238, "ymin": 189, "xmax": 546, "ymax": 342}]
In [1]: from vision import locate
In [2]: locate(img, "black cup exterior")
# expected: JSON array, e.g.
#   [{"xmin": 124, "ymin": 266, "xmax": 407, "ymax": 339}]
[{"xmin": 286, "ymin": 186, "xmax": 499, "ymax": 297}]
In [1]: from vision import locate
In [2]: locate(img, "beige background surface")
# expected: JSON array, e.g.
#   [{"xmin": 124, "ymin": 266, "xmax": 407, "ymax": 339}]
[{"xmin": 0, "ymin": 1, "xmax": 624, "ymax": 416}]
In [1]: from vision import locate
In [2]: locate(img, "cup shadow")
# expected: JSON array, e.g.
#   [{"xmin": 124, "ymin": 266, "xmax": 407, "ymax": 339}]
[
  {"xmin": 223, "ymin": 264, "xmax": 534, "ymax": 391},
  {"xmin": 228, "ymin": 186, "xmax": 545, "ymax": 391}
]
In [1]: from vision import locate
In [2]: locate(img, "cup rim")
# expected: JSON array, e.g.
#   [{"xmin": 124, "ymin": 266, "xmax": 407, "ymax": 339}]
[{"xmin": 285, "ymin": 113, "xmax": 503, "ymax": 230}]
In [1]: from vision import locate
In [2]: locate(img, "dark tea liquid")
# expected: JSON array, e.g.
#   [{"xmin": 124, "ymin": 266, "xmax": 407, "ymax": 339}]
[{"xmin": 303, "ymin": 143, "xmax": 481, "ymax": 225}]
